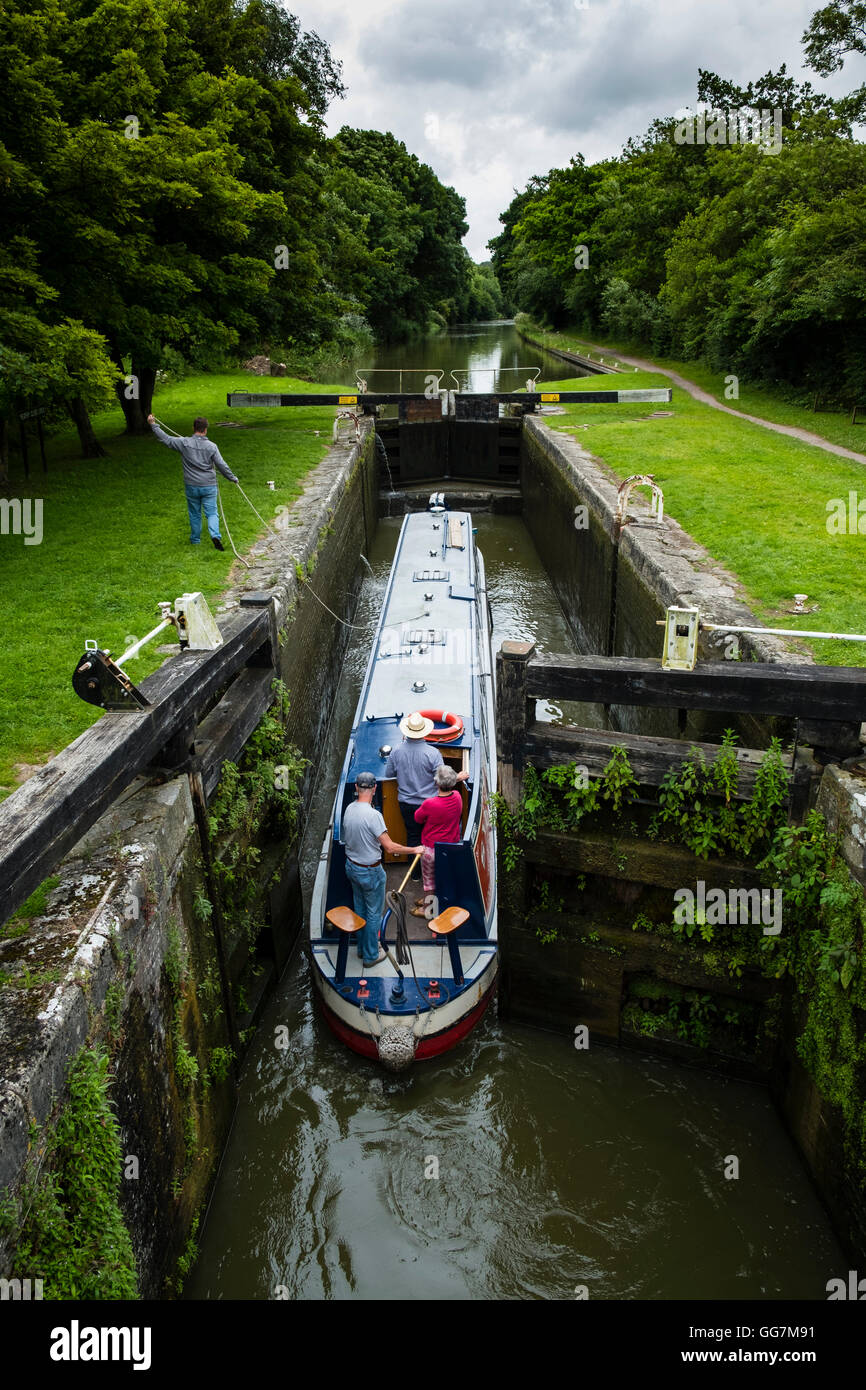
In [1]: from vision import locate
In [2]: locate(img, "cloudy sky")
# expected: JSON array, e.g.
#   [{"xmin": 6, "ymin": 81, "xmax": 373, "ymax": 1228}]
[{"xmin": 285, "ymin": 0, "xmax": 866, "ymax": 260}]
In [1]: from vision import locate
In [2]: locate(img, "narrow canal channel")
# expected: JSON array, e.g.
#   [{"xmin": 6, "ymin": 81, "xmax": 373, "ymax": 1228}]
[{"xmin": 186, "ymin": 512, "xmax": 843, "ymax": 1301}]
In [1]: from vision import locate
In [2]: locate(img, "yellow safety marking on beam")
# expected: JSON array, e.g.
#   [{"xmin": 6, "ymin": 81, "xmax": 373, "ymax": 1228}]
[
  {"xmin": 338, "ymin": 395, "xmax": 358, "ymax": 405},
  {"xmin": 540, "ymin": 393, "xmax": 560, "ymax": 402}
]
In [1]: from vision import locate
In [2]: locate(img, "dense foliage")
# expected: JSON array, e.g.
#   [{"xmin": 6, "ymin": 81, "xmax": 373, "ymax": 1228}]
[
  {"xmin": 490, "ymin": 1, "xmax": 866, "ymax": 400},
  {"xmin": 0, "ymin": 0, "xmax": 484, "ymax": 460}
]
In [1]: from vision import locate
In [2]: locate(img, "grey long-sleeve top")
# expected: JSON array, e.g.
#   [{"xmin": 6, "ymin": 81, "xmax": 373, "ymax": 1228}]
[{"xmin": 150, "ymin": 423, "xmax": 239, "ymax": 486}]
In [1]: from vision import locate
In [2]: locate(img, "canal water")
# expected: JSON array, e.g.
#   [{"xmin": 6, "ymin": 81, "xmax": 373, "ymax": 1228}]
[
  {"xmin": 351, "ymin": 318, "xmax": 590, "ymax": 394},
  {"xmin": 186, "ymin": 509, "xmax": 844, "ymax": 1301}
]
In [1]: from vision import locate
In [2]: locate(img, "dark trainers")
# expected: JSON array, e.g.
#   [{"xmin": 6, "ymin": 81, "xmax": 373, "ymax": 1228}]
[{"xmin": 212, "ymin": 536, "xmax": 225, "ymax": 551}]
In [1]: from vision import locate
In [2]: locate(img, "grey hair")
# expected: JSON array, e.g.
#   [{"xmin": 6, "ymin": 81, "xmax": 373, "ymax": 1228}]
[{"xmin": 435, "ymin": 764, "xmax": 458, "ymax": 791}]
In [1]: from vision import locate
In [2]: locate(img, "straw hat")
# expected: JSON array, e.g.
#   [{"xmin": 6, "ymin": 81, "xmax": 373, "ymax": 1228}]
[{"xmin": 400, "ymin": 711, "xmax": 434, "ymax": 739}]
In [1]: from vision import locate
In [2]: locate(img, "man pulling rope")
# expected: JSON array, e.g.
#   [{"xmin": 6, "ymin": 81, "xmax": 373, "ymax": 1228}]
[{"xmin": 147, "ymin": 412, "xmax": 239, "ymax": 551}]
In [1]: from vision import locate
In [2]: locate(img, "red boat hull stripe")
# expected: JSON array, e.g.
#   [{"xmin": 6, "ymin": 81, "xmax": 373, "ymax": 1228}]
[{"xmin": 318, "ymin": 981, "xmax": 497, "ymax": 1060}]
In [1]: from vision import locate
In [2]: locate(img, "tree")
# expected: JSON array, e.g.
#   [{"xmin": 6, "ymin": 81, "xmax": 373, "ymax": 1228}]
[
  {"xmin": 323, "ymin": 128, "xmax": 470, "ymax": 340},
  {"xmin": 0, "ymin": 0, "xmax": 347, "ymax": 447},
  {"xmin": 803, "ymin": 0, "xmax": 866, "ymax": 73}
]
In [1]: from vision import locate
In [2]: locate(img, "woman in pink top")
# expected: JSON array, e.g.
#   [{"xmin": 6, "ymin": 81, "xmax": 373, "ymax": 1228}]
[{"xmin": 412, "ymin": 765, "xmax": 463, "ymax": 915}]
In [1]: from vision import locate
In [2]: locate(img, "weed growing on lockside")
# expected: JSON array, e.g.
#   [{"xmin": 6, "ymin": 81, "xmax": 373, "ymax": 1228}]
[
  {"xmin": 205, "ymin": 682, "xmax": 307, "ymax": 1019},
  {"xmin": 0, "ymin": 1047, "xmax": 137, "ymax": 1298}
]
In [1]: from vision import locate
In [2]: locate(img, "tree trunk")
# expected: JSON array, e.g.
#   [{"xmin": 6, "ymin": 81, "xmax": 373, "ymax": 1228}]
[
  {"xmin": 68, "ymin": 397, "xmax": 107, "ymax": 458},
  {"xmin": 114, "ymin": 361, "xmax": 157, "ymax": 433}
]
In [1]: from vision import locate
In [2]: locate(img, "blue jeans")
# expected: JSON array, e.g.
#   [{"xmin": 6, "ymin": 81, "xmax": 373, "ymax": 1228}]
[
  {"xmin": 185, "ymin": 484, "xmax": 220, "ymax": 543},
  {"xmin": 344, "ymin": 860, "xmax": 385, "ymax": 962}
]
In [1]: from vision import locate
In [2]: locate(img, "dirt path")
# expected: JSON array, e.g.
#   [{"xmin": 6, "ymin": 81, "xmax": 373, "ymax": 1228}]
[{"xmin": 578, "ymin": 340, "xmax": 866, "ymax": 467}]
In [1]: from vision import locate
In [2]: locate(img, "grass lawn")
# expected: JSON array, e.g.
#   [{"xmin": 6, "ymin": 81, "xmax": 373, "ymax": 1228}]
[
  {"xmin": 0, "ymin": 371, "xmax": 352, "ymax": 797},
  {"xmin": 534, "ymin": 372, "xmax": 866, "ymax": 669},
  {"xmin": 522, "ymin": 320, "xmax": 866, "ymax": 457}
]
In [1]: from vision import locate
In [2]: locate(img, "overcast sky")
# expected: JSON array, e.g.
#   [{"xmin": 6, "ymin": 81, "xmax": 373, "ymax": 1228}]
[{"xmin": 286, "ymin": 0, "xmax": 866, "ymax": 260}]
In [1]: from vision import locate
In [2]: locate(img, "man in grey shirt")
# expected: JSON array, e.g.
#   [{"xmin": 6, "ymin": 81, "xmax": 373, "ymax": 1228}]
[
  {"xmin": 341, "ymin": 771, "xmax": 416, "ymax": 966},
  {"xmin": 147, "ymin": 413, "xmax": 239, "ymax": 550}
]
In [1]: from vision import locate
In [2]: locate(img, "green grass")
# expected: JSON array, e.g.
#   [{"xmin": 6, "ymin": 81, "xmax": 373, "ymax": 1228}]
[
  {"xmin": 534, "ymin": 370, "xmax": 866, "ymax": 667},
  {"xmin": 521, "ymin": 319, "xmax": 866, "ymax": 456},
  {"xmin": 1, "ymin": 874, "xmax": 61, "ymax": 936},
  {"xmin": 0, "ymin": 371, "xmax": 352, "ymax": 795}
]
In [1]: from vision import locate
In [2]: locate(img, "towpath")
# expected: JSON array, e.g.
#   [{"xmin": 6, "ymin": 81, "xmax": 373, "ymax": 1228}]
[{"xmin": 577, "ymin": 340, "xmax": 866, "ymax": 467}]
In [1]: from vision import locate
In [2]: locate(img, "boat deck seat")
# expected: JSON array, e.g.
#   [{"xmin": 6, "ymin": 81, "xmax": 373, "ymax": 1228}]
[
  {"xmin": 325, "ymin": 906, "xmax": 365, "ymax": 934},
  {"xmin": 429, "ymin": 906, "xmax": 469, "ymax": 935}
]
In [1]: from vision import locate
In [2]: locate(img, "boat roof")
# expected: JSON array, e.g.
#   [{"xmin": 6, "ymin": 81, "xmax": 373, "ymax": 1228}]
[{"xmin": 343, "ymin": 510, "xmax": 482, "ymax": 785}]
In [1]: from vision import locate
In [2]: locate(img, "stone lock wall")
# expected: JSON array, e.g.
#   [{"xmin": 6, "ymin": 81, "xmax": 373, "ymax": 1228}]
[
  {"xmin": 509, "ymin": 416, "xmax": 866, "ymax": 1263},
  {"xmin": 0, "ymin": 422, "xmax": 377, "ymax": 1297}
]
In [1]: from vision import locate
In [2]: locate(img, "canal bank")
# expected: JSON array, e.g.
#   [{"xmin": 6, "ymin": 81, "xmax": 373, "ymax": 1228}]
[{"xmin": 0, "ymin": 420, "xmax": 380, "ymax": 1296}]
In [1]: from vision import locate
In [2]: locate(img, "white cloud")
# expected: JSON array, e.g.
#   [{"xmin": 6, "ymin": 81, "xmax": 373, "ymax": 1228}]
[{"xmin": 287, "ymin": 0, "xmax": 866, "ymax": 259}]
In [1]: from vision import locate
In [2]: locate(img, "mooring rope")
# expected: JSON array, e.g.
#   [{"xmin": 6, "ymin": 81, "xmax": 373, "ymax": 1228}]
[
  {"xmin": 216, "ymin": 484, "xmax": 249, "ymax": 568},
  {"xmin": 385, "ymin": 887, "xmax": 451, "ymax": 1013}
]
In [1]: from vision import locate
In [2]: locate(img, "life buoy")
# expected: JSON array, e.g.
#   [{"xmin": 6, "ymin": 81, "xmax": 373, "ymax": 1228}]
[{"xmin": 418, "ymin": 709, "xmax": 464, "ymax": 743}]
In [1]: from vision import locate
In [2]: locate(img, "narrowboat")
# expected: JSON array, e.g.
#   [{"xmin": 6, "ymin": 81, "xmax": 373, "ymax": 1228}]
[{"xmin": 309, "ymin": 497, "xmax": 498, "ymax": 1069}]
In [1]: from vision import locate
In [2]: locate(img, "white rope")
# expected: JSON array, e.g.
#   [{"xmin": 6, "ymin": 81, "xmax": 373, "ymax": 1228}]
[
  {"xmin": 217, "ymin": 485, "xmax": 249, "ymax": 568},
  {"xmin": 235, "ymin": 481, "xmax": 280, "ymax": 537},
  {"xmin": 298, "ymin": 580, "xmax": 382, "ymax": 631}
]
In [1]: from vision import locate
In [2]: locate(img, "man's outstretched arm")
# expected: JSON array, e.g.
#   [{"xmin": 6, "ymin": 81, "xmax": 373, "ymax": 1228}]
[{"xmin": 146, "ymin": 415, "xmax": 183, "ymax": 451}]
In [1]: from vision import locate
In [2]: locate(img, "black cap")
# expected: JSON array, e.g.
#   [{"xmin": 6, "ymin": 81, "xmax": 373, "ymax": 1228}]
[{"xmin": 355, "ymin": 771, "xmax": 377, "ymax": 789}]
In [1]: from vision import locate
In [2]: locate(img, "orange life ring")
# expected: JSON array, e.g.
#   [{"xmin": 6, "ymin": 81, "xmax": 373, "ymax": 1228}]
[{"xmin": 418, "ymin": 709, "xmax": 464, "ymax": 743}]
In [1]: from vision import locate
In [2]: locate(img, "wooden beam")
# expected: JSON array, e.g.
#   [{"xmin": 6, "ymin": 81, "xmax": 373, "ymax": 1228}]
[
  {"xmin": 226, "ymin": 388, "xmax": 673, "ymax": 409},
  {"xmin": 526, "ymin": 653, "xmax": 866, "ymax": 723},
  {"xmin": 227, "ymin": 392, "xmax": 430, "ymax": 408},
  {"xmin": 0, "ymin": 607, "xmax": 273, "ymax": 922},
  {"xmin": 524, "ymin": 830, "xmax": 760, "ymax": 890},
  {"xmin": 522, "ymin": 724, "xmax": 817, "ymax": 800},
  {"xmin": 496, "ymin": 640, "xmax": 535, "ymax": 808}
]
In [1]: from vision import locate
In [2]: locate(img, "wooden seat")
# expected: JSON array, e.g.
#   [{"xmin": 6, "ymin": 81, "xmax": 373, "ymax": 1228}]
[
  {"xmin": 428, "ymin": 906, "xmax": 469, "ymax": 935},
  {"xmin": 326, "ymin": 906, "xmax": 365, "ymax": 934}
]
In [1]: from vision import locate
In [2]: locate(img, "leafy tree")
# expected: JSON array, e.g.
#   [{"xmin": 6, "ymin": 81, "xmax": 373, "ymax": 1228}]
[
  {"xmin": 324, "ymin": 128, "xmax": 470, "ymax": 340},
  {"xmin": 803, "ymin": 0, "xmax": 866, "ymax": 73},
  {"xmin": 0, "ymin": 0, "xmax": 346, "ymax": 445}
]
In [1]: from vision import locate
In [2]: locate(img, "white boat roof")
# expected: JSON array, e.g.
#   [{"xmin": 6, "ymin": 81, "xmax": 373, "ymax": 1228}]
[{"xmin": 357, "ymin": 510, "xmax": 479, "ymax": 725}]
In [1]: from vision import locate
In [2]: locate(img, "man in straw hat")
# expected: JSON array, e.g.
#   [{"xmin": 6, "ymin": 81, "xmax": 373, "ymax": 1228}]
[{"xmin": 384, "ymin": 712, "xmax": 468, "ymax": 890}]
